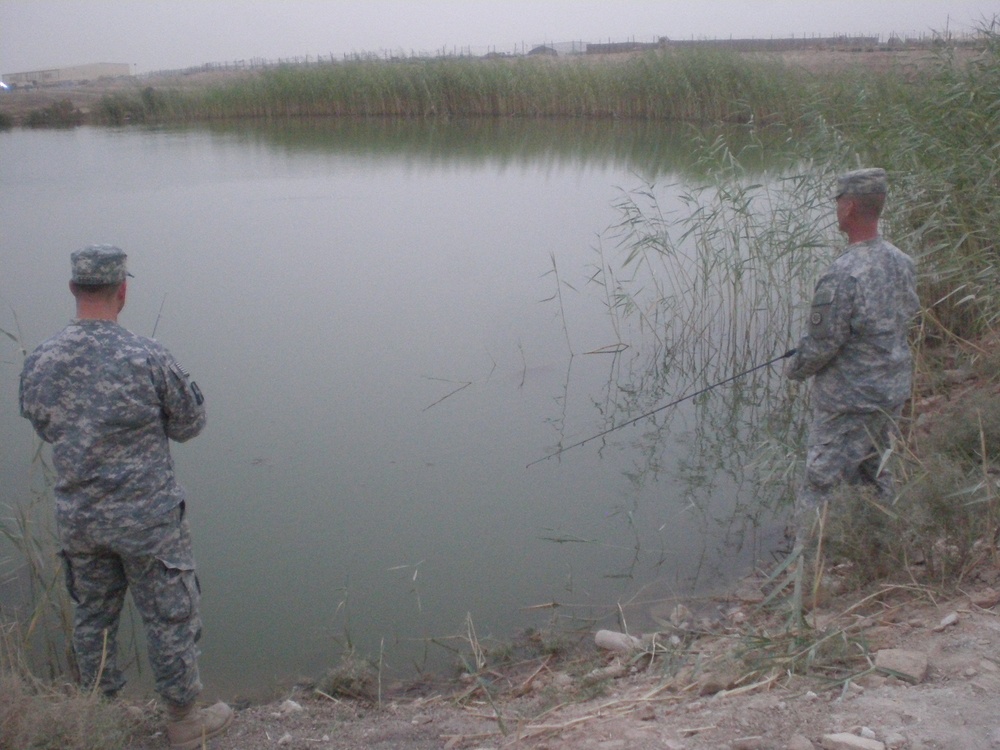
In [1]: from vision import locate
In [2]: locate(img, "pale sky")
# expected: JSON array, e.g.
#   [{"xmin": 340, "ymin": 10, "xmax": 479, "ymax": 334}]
[{"xmin": 1, "ymin": 1, "xmax": 994, "ymax": 75}]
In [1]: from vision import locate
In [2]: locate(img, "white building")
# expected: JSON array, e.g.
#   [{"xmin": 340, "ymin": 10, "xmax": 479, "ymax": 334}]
[{"xmin": 1, "ymin": 63, "xmax": 131, "ymax": 87}]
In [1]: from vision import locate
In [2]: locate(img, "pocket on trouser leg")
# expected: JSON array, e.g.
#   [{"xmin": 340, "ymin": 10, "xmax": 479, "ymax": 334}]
[
  {"xmin": 153, "ymin": 559, "xmax": 200, "ymax": 624},
  {"xmin": 804, "ymin": 441, "xmax": 843, "ymax": 497}
]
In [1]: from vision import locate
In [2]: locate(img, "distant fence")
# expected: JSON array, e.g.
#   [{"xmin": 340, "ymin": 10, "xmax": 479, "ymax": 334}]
[
  {"xmin": 660, "ymin": 32, "xmax": 983, "ymax": 52},
  {"xmin": 144, "ymin": 29, "xmax": 987, "ymax": 79}
]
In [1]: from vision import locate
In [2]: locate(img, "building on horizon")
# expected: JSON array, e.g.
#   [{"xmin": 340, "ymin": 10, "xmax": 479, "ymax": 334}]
[{"xmin": 1, "ymin": 62, "xmax": 131, "ymax": 88}]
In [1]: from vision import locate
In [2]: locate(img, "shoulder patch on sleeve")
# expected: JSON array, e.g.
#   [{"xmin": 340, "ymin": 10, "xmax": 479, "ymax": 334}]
[{"xmin": 808, "ymin": 285, "xmax": 836, "ymax": 338}]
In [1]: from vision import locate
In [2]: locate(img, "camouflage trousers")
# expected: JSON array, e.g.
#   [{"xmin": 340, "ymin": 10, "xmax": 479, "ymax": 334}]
[
  {"xmin": 797, "ymin": 406, "xmax": 903, "ymax": 510},
  {"xmin": 59, "ymin": 502, "xmax": 203, "ymax": 707}
]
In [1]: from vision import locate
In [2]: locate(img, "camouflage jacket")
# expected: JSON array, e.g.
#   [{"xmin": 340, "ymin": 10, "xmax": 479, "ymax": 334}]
[
  {"xmin": 19, "ymin": 319, "xmax": 206, "ymax": 529},
  {"xmin": 785, "ymin": 236, "xmax": 919, "ymax": 413}
]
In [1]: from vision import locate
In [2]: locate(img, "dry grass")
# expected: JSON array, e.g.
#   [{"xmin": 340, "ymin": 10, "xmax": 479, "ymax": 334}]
[{"xmin": 0, "ymin": 670, "xmax": 145, "ymax": 750}]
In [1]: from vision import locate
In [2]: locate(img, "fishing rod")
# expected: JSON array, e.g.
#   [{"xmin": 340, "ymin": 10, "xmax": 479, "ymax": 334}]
[
  {"xmin": 151, "ymin": 293, "xmax": 167, "ymax": 338},
  {"xmin": 526, "ymin": 348, "xmax": 797, "ymax": 468}
]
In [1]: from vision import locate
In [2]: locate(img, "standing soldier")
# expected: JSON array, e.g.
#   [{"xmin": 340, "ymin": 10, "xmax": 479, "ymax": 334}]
[
  {"xmin": 19, "ymin": 245, "xmax": 233, "ymax": 749},
  {"xmin": 786, "ymin": 168, "xmax": 920, "ymax": 517}
]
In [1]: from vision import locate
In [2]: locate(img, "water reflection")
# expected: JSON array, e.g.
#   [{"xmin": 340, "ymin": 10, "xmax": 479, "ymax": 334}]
[{"xmin": 200, "ymin": 116, "xmax": 770, "ymax": 178}]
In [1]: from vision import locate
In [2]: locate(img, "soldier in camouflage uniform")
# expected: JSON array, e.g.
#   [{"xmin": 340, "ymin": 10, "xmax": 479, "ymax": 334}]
[
  {"xmin": 785, "ymin": 168, "xmax": 920, "ymax": 512},
  {"xmin": 19, "ymin": 245, "xmax": 232, "ymax": 749}
]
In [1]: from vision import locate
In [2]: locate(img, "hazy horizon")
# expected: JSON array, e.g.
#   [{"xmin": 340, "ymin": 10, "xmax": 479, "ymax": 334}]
[{"xmin": 1, "ymin": 1, "xmax": 993, "ymax": 76}]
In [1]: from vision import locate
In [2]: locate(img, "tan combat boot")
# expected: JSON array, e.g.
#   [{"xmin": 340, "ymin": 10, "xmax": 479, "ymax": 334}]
[{"xmin": 165, "ymin": 700, "xmax": 234, "ymax": 749}]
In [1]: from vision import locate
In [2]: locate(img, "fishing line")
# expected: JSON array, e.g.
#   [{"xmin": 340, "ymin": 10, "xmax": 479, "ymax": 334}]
[{"xmin": 526, "ymin": 348, "xmax": 797, "ymax": 468}]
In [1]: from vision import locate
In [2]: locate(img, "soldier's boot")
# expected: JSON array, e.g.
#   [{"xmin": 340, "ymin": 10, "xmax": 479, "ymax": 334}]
[{"xmin": 165, "ymin": 700, "xmax": 234, "ymax": 749}]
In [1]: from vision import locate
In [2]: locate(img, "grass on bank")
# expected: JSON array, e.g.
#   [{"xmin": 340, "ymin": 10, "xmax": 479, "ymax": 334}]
[{"xmin": 0, "ymin": 674, "xmax": 147, "ymax": 750}]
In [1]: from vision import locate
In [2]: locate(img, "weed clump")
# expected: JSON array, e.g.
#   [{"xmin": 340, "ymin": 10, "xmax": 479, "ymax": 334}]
[
  {"xmin": 25, "ymin": 99, "xmax": 85, "ymax": 127},
  {"xmin": 819, "ymin": 382, "xmax": 1000, "ymax": 590},
  {"xmin": 314, "ymin": 652, "xmax": 379, "ymax": 702},
  {"xmin": 918, "ymin": 389, "xmax": 1000, "ymax": 466},
  {"xmin": 0, "ymin": 671, "xmax": 144, "ymax": 750}
]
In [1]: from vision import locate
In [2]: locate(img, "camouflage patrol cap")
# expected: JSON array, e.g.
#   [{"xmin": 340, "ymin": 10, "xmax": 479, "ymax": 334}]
[
  {"xmin": 834, "ymin": 168, "xmax": 888, "ymax": 199},
  {"xmin": 70, "ymin": 245, "xmax": 133, "ymax": 285}
]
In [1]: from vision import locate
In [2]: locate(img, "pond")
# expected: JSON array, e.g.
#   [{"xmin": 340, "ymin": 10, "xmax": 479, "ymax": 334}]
[{"xmin": 0, "ymin": 118, "xmax": 800, "ymax": 698}]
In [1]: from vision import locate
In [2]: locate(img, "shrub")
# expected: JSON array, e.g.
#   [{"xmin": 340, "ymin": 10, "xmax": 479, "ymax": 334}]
[{"xmin": 25, "ymin": 99, "xmax": 84, "ymax": 127}]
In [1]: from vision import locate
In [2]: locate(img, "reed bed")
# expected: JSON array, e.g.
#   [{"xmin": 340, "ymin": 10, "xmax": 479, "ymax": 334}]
[{"xmin": 99, "ymin": 48, "xmax": 812, "ymax": 124}]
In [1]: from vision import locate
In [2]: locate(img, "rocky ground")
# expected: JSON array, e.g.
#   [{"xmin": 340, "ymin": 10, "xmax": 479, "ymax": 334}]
[{"xmin": 118, "ymin": 566, "xmax": 1000, "ymax": 750}]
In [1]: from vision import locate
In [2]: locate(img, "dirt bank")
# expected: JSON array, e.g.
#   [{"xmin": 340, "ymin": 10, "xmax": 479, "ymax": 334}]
[{"xmin": 116, "ymin": 564, "xmax": 1000, "ymax": 750}]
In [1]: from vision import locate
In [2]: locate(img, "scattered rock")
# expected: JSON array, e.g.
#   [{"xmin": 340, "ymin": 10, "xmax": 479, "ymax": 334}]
[
  {"xmin": 943, "ymin": 367, "xmax": 973, "ymax": 384},
  {"xmin": 933, "ymin": 611, "xmax": 960, "ymax": 631},
  {"xmin": 551, "ymin": 672, "xmax": 574, "ymax": 688},
  {"xmin": 971, "ymin": 588, "xmax": 1000, "ymax": 609},
  {"xmin": 819, "ymin": 732, "xmax": 885, "ymax": 749},
  {"xmin": 696, "ymin": 668, "xmax": 739, "ymax": 696},
  {"xmin": 731, "ymin": 736, "xmax": 766, "ymax": 749},
  {"xmin": 874, "ymin": 649, "xmax": 929, "ymax": 683},
  {"xmin": 582, "ymin": 663, "xmax": 628, "ymax": 684},
  {"xmin": 635, "ymin": 704, "xmax": 656, "ymax": 721},
  {"xmin": 595, "ymin": 630, "xmax": 643, "ymax": 653},
  {"xmin": 670, "ymin": 604, "xmax": 693, "ymax": 628},
  {"xmin": 733, "ymin": 581, "xmax": 765, "ymax": 603},
  {"xmin": 789, "ymin": 736, "xmax": 817, "ymax": 750}
]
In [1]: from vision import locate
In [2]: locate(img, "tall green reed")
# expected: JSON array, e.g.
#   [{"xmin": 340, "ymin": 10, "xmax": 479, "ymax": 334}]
[{"xmin": 98, "ymin": 48, "xmax": 815, "ymax": 124}]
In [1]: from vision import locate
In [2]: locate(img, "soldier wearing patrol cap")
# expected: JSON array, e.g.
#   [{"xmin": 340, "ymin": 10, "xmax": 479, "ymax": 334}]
[
  {"xmin": 19, "ymin": 245, "xmax": 233, "ymax": 749},
  {"xmin": 785, "ymin": 168, "xmax": 920, "ymax": 515}
]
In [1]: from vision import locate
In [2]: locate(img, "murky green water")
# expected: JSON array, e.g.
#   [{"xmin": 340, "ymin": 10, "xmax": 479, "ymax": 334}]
[{"xmin": 0, "ymin": 118, "xmax": 797, "ymax": 697}]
